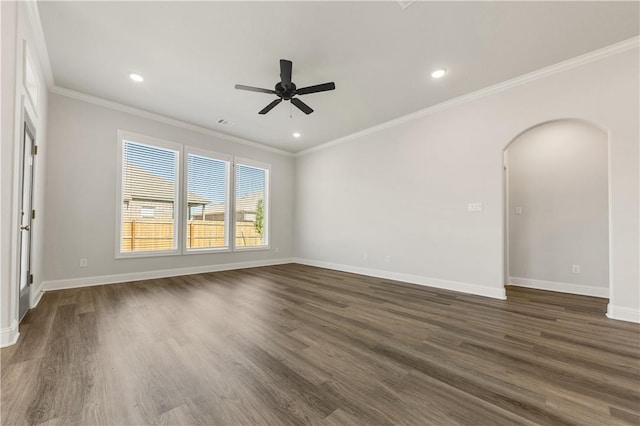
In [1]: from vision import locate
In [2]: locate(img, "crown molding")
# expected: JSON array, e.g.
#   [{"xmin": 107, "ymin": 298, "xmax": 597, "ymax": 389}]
[
  {"xmin": 49, "ymin": 86, "xmax": 294, "ymax": 157},
  {"xmin": 296, "ymin": 36, "xmax": 640, "ymax": 157},
  {"xmin": 24, "ymin": 0, "xmax": 54, "ymax": 87}
]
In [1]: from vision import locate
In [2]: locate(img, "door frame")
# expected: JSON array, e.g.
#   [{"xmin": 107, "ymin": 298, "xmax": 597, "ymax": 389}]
[
  {"xmin": 17, "ymin": 112, "xmax": 37, "ymax": 321},
  {"xmin": 501, "ymin": 118, "xmax": 612, "ymax": 303}
]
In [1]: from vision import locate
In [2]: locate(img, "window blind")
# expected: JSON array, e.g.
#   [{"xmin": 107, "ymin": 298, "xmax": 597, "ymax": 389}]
[
  {"xmin": 235, "ymin": 163, "xmax": 268, "ymax": 247},
  {"xmin": 186, "ymin": 153, "xmax": 229, "ymax": 250},
  {"xmin": 120, "ymin": 140, "xmax": 178, "ymax": 253}
]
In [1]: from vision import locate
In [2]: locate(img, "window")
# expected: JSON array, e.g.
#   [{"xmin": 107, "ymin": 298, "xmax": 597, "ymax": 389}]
[
  {"xmin": 118, "ymin": 132, "xmax": 180, "ymax": 256},
  {"xmin": 185, "ymin": 149, "xmax": 231, "ymax": 251},
  {"xmin": 24, "ymin": 46, "xmax": 40, "ymax": 110},
  {"xmin": 235, "ymin": 159, "xmax": 269, "ymax": 249},
  {"xmin": 116, "ymin": 131, "xmax": 271, "ymax": 257}
]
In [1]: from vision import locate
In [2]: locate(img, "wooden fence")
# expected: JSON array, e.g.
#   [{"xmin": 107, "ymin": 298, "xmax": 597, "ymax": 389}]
[{"xmin": 121, "ymin": 219, "xmax": 263, "ymax": 251}]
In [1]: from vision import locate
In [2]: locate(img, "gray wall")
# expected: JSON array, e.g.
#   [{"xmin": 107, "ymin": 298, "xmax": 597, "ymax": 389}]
[
  {"xmin": 507, "ymin": 120, "xmax": 608, "ymax": 293},
  {"xmin": 43, "ymin": 93, "xmax": 294, "ymax": 282},
  {"xmin": 294, "ymin": 47, "xmax": 638, "ymax": 318}
]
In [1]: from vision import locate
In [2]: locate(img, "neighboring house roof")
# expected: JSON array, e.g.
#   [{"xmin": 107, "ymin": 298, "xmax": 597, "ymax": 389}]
[
  {"xmin": 235, "ymin": 191, "xmax": 264, "ymax": 212},
  {"xmin": 123, "ymin": 163, "xmax": 209, "ymax": 205},
  {"xmin": 191, "ymin": 190, "xmax": 264, "ymax": 215}
]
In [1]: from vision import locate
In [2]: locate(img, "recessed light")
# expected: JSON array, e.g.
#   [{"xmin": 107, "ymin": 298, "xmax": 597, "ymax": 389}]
[
  {"xmin": 129, "ymin": 73, "xmax": 144, "ymax": 82},
  {"xmin": 293, "ymin": 132, "xmax": 301, "ymax": 138},
  {"xmin": 431, "ymin": 69, "xmax": 447, "ymax": 79}
]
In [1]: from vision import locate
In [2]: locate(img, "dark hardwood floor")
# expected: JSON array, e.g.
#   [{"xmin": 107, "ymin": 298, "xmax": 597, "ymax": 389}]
[{"xmin": 1, "ymin": 264, "xmax": 639, "ymax": 425}]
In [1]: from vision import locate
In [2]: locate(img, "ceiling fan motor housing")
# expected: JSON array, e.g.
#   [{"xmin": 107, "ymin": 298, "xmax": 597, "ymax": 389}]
[{"xmin": 275, "ymin": 82, "xmax": 297, "ymax": 100}]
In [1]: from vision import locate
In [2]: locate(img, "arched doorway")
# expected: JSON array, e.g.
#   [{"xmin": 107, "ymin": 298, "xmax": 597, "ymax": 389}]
[{"xmin": 503, "ymin": 119, "xmax": 610, "ymax": 303}]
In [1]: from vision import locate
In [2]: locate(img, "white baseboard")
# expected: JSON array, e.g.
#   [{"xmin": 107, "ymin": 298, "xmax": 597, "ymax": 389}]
[
  {"xmin": 508, "ymin": 276, "xmax": 608, "ymax": 298},
  {"xmin": 42, "ymin": 258, "xmax": 294, "ymax": 292},
  {"xmin": 30, "ymin": 281, "xmax": 44, "ymax": 308},
  {"xmin": 293, "ymin": 258, "xmax": 506, "ymax": 300},
  {"xmin": 0, "ymin": 320, "xmax": 19, "ymax": 348},
  {"xmin": 607, "ymin": 304, "xmax": 640, "ymax": 323}
]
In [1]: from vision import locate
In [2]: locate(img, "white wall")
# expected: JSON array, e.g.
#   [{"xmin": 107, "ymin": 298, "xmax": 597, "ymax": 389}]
[
  {"xmin": 1, "ymin": 1, "xmax": 50, "ymax": 346},
  {"xmin": 507, "ymin": 121, "xmax": 608, "ymax": 296},
  {"xmin": 43, "ymin": 93, "xmax": 294, "ymax": 285},
  {"xmin": 294, "ymin": 46, "xmax": 639, "ymax": 321}
]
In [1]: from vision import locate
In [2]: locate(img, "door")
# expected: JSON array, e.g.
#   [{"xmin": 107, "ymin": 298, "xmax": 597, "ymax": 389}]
[{"xmin": 18, "ymin": 119, "xmax": 36, "ymax": 321}]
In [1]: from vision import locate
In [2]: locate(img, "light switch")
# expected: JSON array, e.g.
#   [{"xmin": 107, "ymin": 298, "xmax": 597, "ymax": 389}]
[{"xmin": 515, "ymin": 207, "xmax": 523, "ymax": 215}]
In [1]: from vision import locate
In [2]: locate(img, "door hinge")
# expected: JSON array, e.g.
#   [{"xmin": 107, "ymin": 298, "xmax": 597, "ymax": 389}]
[
  {"xmin": 32, "ymin": 209, "xmax": 36, "ymax": 220},
  {"xmin": 29, "ymin": 274, "xmax": 34, "ymax": 284},
  {"xmin": 33, "ymin": 145, "xmax": 38, "ymax": 155}
]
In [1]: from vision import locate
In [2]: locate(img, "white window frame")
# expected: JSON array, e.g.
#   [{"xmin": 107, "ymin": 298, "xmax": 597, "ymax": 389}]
[
  {"xmin": 183, "ymin": 146, "xmax": 232, "ymax": 254},
  {"xmin": 233, "ymin": 157, "xmax": 271, "ymax": 251},
  {"xmin": 115, "ymin": 131, "xmax": 274, "ymax": 258},
  {"xmin": 115, "ymin": 130, "xmax": 182, "ymax": 258}
]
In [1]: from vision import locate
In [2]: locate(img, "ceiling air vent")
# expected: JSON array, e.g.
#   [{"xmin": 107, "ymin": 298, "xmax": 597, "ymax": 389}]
[
  {"xmin": 217, "ymin": 119, "xmax": 233, "ymax": 126},
  {"xmin": 397, "ymin": 0, "xmax": 416, "ymax": 10}
]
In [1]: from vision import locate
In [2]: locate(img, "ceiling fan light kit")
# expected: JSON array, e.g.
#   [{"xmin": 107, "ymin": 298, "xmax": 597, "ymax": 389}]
[{"xmin": 235, "ymin": 59, "xmax": 335, "ymax": 115}]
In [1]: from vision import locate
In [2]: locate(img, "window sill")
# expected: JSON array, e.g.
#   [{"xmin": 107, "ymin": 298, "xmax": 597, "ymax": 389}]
[
  {"xmin": 233, "ymin": 245, "xmax": 271, "ymax": 252},
  {"xmin": 115, "ymin": 246, "xmax": 273, "ymax": 259},
  {"xmin": 184, "ymin": 247, "xmax": 231, "ymax": 255},
  {"xmin": 116, "ymin": 249, "xmax": 181, "ymax": 259}
]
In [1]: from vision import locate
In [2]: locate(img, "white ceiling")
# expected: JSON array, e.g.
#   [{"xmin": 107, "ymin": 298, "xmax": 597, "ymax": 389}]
[{"xmin": 38, "ymin": 1, "xmax": 639, "ymax": 153}]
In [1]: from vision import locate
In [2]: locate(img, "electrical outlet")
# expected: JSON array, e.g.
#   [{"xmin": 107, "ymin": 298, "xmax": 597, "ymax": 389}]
[
  {"xmin": 275, "ymin": 247, "xmax": 279, "ymax": 253},
  {"xmin": 80, "ymin": 258, "xmax": 88, "ymax": 268},
  {"xmin": 385, "ymin": 256, "xmax": 391, "ymax": 263},
  {"xmin": 572, "ymin": 264, "xmax": 580, "ymax": 274},
  {"xmin": 364, "ymin": 252, "xmax": 368, "ymax": 262},
  {"xmin": 515, "ymin": 206, "xmax": 523, "ymax": 215},
  {"xmin": 468, "ymin": 203, "xmax": 483, "ymax": 212}
]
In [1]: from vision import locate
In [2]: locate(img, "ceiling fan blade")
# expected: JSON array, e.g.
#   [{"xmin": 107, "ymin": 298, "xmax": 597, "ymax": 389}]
[
  {"xmin": 258, "ymin": 98, "xmax": 283, "ymax": 115},
  {"xmin": 295, "ymin": 82, "xmax": 336, "ymax": 96},
  {"xmin": 280, "ymin": 59, "xmax": 292, "ymax": 88},
  {"xmin": 291, "ymin": 97, "xmax": 313, "ymax": 115},
  {"xmin": 235, "ymin": 84, "xmax": 276, "ymax": 94}
]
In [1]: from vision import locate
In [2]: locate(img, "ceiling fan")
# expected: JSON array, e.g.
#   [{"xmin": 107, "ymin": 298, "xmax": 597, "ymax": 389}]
[{"xmin": 235, "ymin": 59, "xmax": 335, "ymax": 115}]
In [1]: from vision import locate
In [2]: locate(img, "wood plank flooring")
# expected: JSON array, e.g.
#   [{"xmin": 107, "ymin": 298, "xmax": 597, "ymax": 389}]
[{"xmin": 2, "ymin": 264, "xmax": 639, "ymax": 425}]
